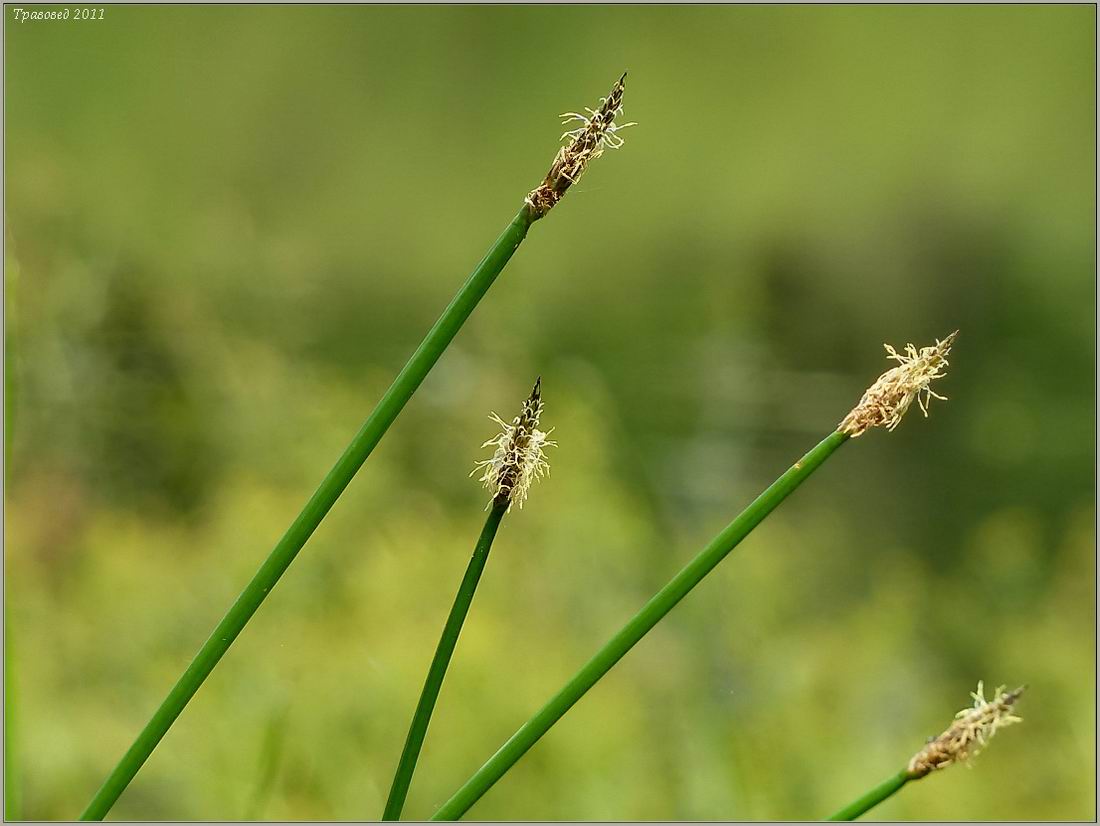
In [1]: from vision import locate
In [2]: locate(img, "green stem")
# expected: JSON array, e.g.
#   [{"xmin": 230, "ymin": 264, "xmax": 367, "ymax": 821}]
[
  {"xmin": 80, "ymin": 206, "xmax": 534, "ymax": 821},
  {"xmin": 827, "ymin": 770, "xmax": 912, "ymax": 821},
  {"xmin": 432, "ymin": 430, "xmax": 850, "ymax": 820},
  {"xmin": 383, "ymin": 502, "xmax": 508, "ymax": 821}
]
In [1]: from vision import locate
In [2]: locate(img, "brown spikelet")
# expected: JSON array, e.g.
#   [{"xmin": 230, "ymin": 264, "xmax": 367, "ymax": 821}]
[
  {"xmin": 525, "ymin": 73, "xmax": 635, "ymax": 219},
  {"xmin": 907, "ymin": 682, "xmax": 1026, "ymax": 779},
  {"xmin": 839, "ymin": 331, "xmax": 957, "ymax": 437},
  {"xmin": 472, "ymin": 378, "xmax": 555, "ymax": 511}
]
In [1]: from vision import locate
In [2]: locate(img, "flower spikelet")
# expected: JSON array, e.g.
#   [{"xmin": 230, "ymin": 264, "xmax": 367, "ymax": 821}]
[
  {"xmin": 907, "ymin": 682, "xmax": 1026, "ymax": 779},
  {"xmin": 472, "ymin": 378, "xmax": 555, "ymax": 511},
  {"xmin": 525, "ymin": 72, "xmax": 635, "ymax": 219},
  {"xmin": 839, "ymin": 331, "xmax": 957, "ymax": 437}
]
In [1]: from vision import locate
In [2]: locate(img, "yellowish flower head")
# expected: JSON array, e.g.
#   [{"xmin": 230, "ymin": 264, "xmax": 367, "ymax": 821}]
[
  {"xmin": 840, "ymin": 331, "xmax": 956, "ymax": 437},
  {"xmin": 472, "ymin": 378, "xmax": 555, "ymax": 512},
  {"xmin": 907, "ymin": 681, "xmax": 1025, "ymax": 779}
]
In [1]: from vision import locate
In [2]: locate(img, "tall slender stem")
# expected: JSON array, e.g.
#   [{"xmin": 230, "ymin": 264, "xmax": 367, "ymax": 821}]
[
  {"xmin": 80, "ymin": 207, "xmax": 533, "ymax": 821},
  {"xmin": 432, "ymin": 430, "xmax": 850, "ymax": 820},
  {"xmin": 383, "ymin": 502, "xmax": 508, "ymax": 820},
  {"xmin": 827, "ymin": 770, "xmax": 911, "ymax": 821}
]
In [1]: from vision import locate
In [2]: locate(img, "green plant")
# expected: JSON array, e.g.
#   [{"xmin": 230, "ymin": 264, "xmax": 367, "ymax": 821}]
[
  {"xmin": 828, "ymin": 682, "xmax": 1026, "ymax": 821},
  {"xmin": 79, "ymin": 74, "xmax": 631, "ymax": 822},
  {"xmin": 430, "ymin": 333, "xmax": 957, "ymax": 820},
  {"xmin": 384, "ymin": 380, "xmax": 553, "ymax": 821}
]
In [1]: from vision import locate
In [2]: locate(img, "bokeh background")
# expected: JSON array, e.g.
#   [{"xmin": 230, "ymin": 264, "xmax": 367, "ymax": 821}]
[{"xmin": 4, "ymin": 5, "xmax": 1096, "ymax": 820}]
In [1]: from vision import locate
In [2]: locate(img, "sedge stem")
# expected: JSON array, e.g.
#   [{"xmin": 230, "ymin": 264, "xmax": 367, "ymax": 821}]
[
  {"xmin": 431, "ymin": 430, "xmax": 850, "ymax": 820},
  {"xmin": 827, "ymin": 770, "xmax": 912, "ymax": 821},
  {"xmin": 80, "ymin": 207, "xmax": 533, "ymax": 821},
  {"xmin": 383, "ymin": 501, "xmax": 508, "ymax": 820}
]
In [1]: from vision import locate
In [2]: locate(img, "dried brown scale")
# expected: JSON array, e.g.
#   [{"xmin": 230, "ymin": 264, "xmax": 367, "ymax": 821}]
[
  {"xmin": 906, "ymin": 683, "xmax": 1026, "ymax": 779},
  {"xmin": 525, "ymin": 73, "xmax": 633, "ymax": 220}
]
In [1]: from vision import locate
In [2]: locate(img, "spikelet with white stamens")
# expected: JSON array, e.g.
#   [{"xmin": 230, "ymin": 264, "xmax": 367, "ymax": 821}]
[
  {"xmin": 525, "ymin": 73, "xmax": 636, "ymax": 219},
  {"xmin": 472, "ymin": 378, "xmax": 555, "ymax": 512},
  {"xmin": 839, "ymin": 331, "xmax": 957, "ymax": 437},
  {"xmin": 906, "ymin": 682, "xmax": 1026, "ymax": 779}
]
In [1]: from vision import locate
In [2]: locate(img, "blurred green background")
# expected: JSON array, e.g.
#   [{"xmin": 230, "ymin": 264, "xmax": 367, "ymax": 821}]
[{"xmin": 4, "ymin": 4, "xmax": 1095, "ymax": 821}]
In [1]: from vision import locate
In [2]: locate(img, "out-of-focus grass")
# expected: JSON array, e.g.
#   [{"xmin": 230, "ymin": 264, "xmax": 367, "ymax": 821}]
[{"xmin": 4, "ymin": 5, "xmax": 1095, "ymax": 820}]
